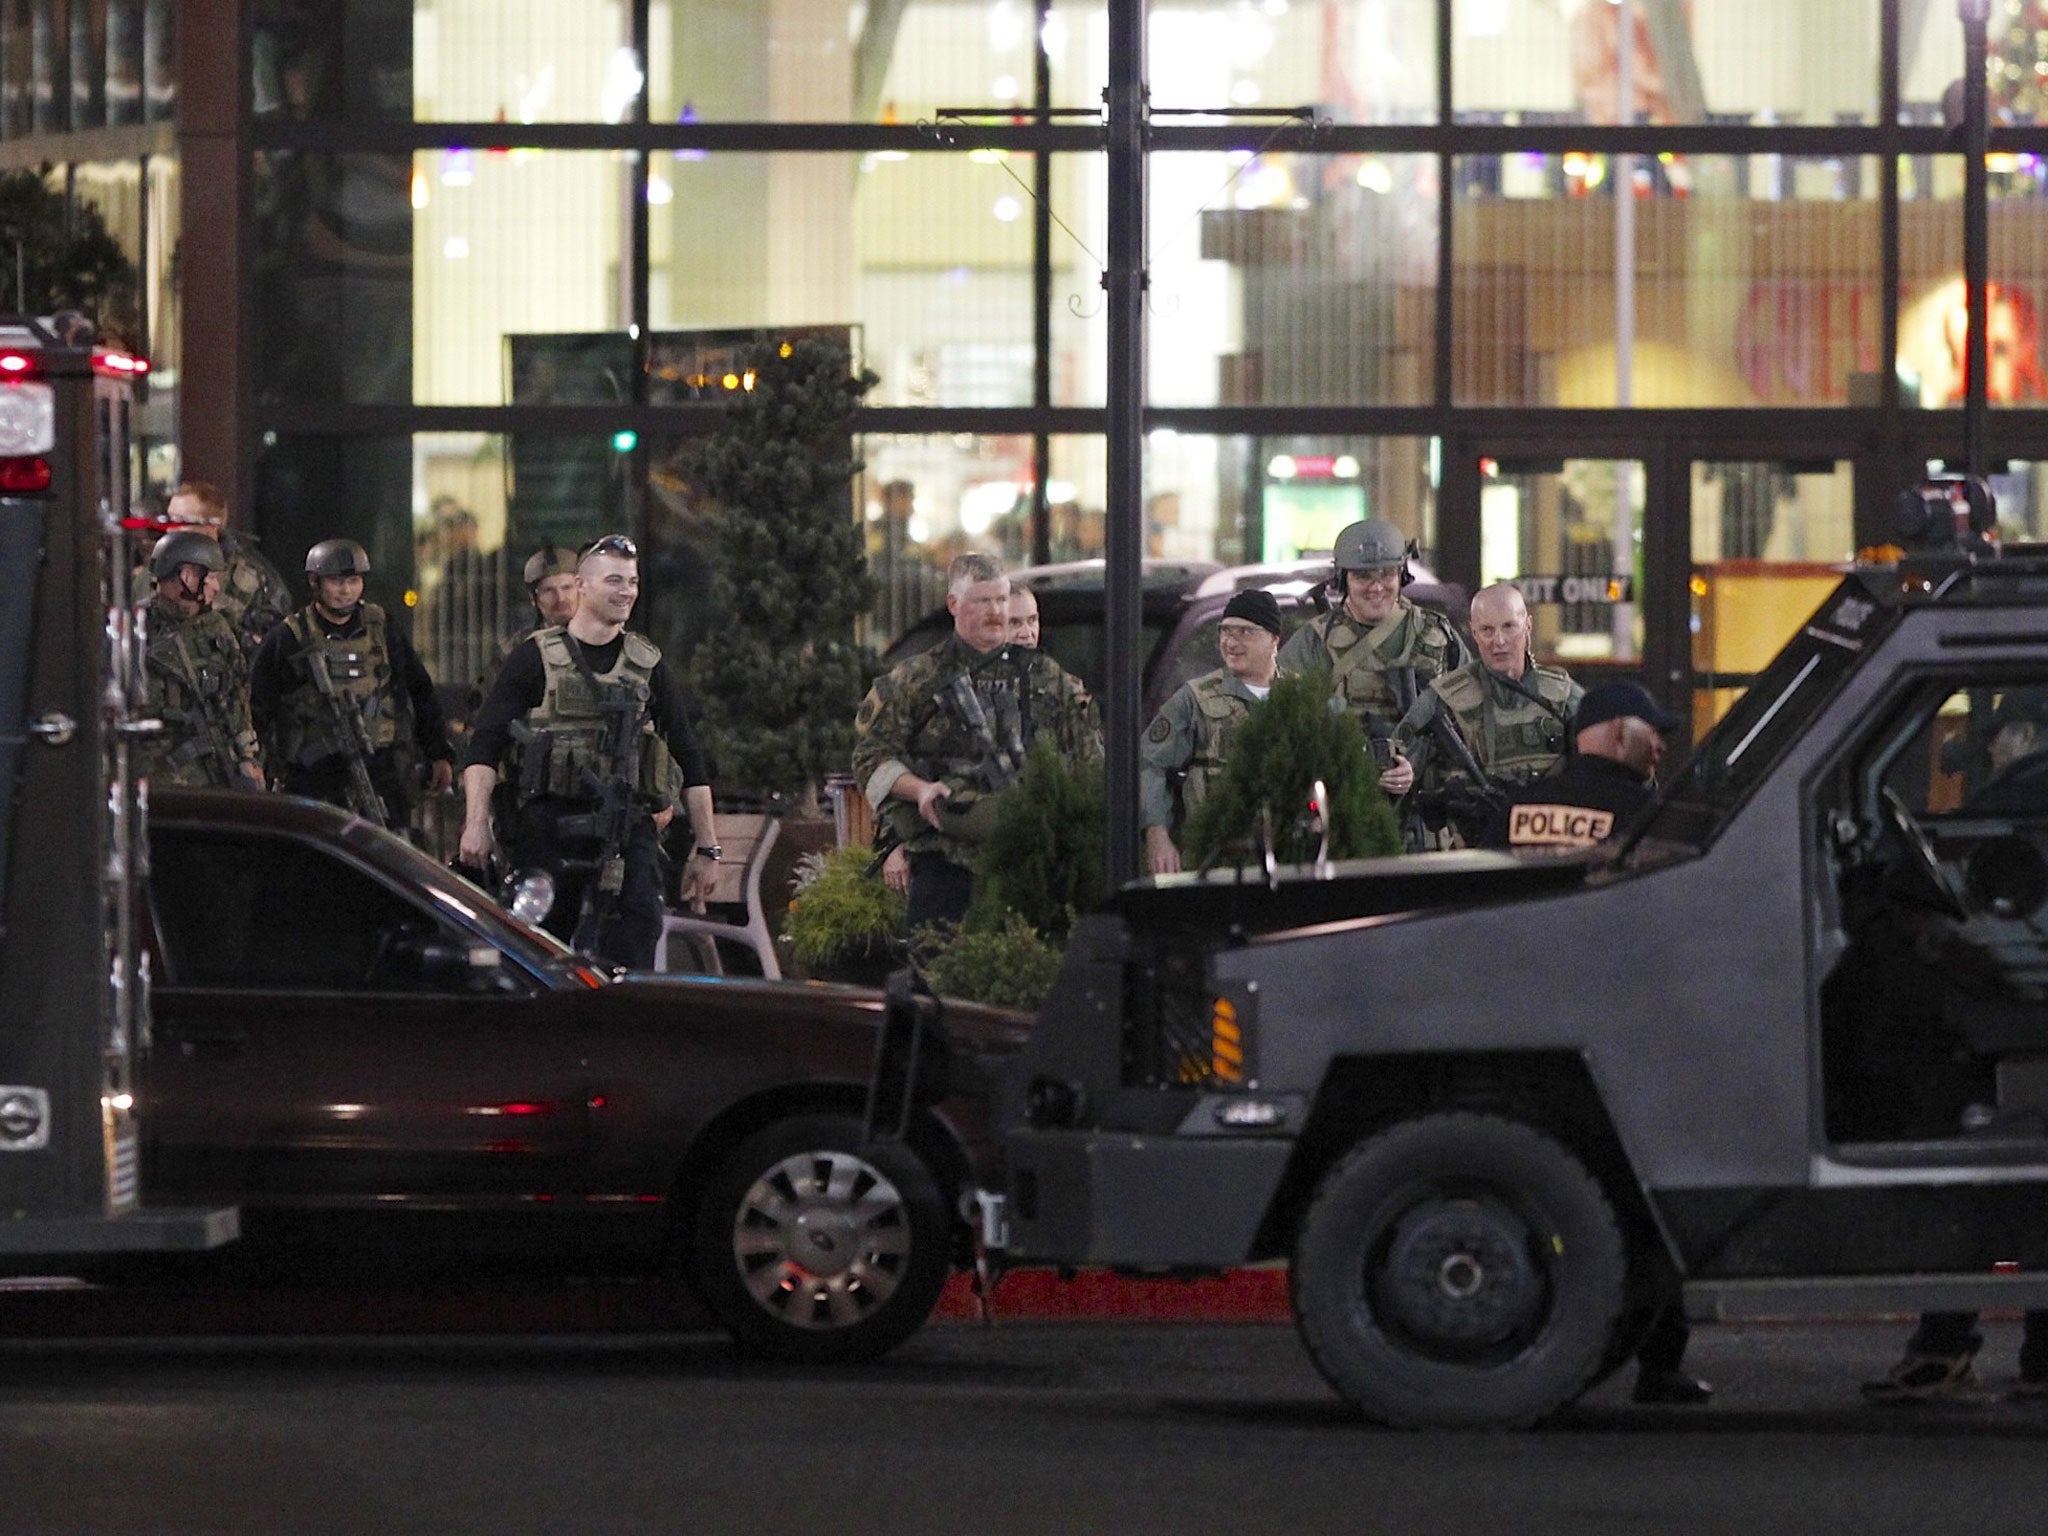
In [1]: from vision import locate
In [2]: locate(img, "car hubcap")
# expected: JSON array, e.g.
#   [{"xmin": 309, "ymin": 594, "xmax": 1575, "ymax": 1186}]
[
  {"xmin": 1370, "ymin": 1195, "xmax": 1546, "ymax": 1362},
  {"xmin": 732, "ymin": 1148, "xmax": 914, "ymax": 1330}
]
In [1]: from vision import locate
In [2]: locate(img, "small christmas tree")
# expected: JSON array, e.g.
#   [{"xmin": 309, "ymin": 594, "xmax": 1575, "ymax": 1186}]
[
  {"xmin": 1181, "ymin": 669, "xmax": 1402, "ymax": 865},
  {"xmin": 687, "ymin": 338, "xmax": 879, "ymax": 808}
]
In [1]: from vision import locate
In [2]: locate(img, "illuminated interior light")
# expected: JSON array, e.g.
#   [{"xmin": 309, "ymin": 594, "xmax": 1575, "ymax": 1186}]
[
  {"xmin": 410, "ymin": 168, "xmax": 429, "ymax": 209},
  {"xmin": 1333, "ymin": 455, "xmax": 1360, "ymax": 479},
  {"xmin": 1689, "ymin": 575, "xmax": 1710, "ymax": 597},
  {"xmin": 993, "ymin": 195, "xmax": 1022, "ymax": 222},
  {"xmin": 721, "ymin": 372, "xmax": 740, "ymax": 389},
  {"xmin": 1268, "ymin": 454, "xmax": 1297, "ymax": 479},
  {"xmin": 403, "ymin": 588, "xmax": 419, "ymax": 607},
  {"xmin": 443, "ymin": 235, "xmax": 470, "ymax": 260},
  {"xmin": 968, "ymin": 147, "xmax": 1007, "ymax": 165},
  {"xmin": 778, "ymin": 343, "xmax": 793, "ymax": 357},
  {"xmin": 1355, "ymin": 161, "xmax": 1394, "ymax": 195},
  {"xmin": 991, "ymin": 75, "xmax": 1018, "ymax": 102},
  {"xmin": 646, "ymin": 174, "xmax": 673, "ymax": 205},
  {"xmin": 440, "ymin": 149, "xmax": 475, "ymax": 187},
  {"xmin": 1229, "ymin": 78, "xmax": 1262, "ymax": 107}
]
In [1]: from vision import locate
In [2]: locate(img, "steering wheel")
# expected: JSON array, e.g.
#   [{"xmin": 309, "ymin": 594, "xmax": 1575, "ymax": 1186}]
[{"xmin": 1880, "ymin": 785, "xmax": 1971, "ymax": 918}]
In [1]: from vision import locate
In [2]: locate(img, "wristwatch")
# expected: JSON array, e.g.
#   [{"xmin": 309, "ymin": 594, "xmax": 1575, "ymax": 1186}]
[{"xmin": 694, "ymin": 844, "xmax": 723, "ymax": 860}]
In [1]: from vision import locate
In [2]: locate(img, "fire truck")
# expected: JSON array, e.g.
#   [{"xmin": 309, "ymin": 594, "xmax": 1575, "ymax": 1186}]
[{"xmin": 0, "ymin": 315, "xmax": 236, "ymax": 1257}]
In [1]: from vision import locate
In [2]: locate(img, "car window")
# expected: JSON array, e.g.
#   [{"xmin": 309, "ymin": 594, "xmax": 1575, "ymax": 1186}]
[
  {"xmin": 150, "ymin": 829, "xmax": 520, "ymax": 995},
  {"xmin": 1882, "ymin": 681, "xmax": 2048, "ymax": 819}
]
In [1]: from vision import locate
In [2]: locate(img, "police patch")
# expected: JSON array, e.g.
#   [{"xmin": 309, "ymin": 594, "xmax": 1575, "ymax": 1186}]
[
  {"xmin": 1146, "ymin": 715, "xmax": 1172, "ymax": 743},
  {"xmin": 1509, "ymin": 803, "xmax": 1613, "ymax": 848}
]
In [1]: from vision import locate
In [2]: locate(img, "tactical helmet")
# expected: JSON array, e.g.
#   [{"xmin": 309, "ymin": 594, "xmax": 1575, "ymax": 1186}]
[
  {"xmin": 522, "ymin": 545, "xmax": 580, "ymax": 588},
  {"xmin": 149, "ymin": 530, "xmax": 226, "ymax": 581},
  {"xmin": 305, "ymin": 538, "xmax": 370, "ymax": 579},
  {"xmin": 1332, "ymin": 518, "xmax": 1408, "ymax": 573}
]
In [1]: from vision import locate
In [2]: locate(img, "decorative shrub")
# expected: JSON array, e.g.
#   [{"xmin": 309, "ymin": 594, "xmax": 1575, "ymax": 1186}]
[
  {"xmin": 1180, "ymin": 668, "xmax": 1402, "ymax": 866},
  {"xmin": 964, "ymin": 738, "xmax": 1105, "ymax": 941},
  {"xmin": 782, "ymin": 846, "xmax": 904, "ymax": 972},
  {"xmin": 919, "ymin": 910, "xmax": 1064, "ymax": 1012},
  {"xmin": 687, "ymin": 337, "xmax": 880, "ymax": 807}
]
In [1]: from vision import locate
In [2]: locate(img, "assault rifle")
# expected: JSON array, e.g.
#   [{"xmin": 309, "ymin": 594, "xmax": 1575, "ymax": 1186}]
[
  {"xmin": 563, "ymin": 683, "xmax": 650, "ymax": 955},
  {"xmin": 1383, "ymin": 664, "xmax": 1428, "ymax": 852},
  {"xmin": 144, "ymin": 630, "xmax": 245, "ymax": 788},
  {"xmin": 944, "ymin": 673, "xmax": 1023, "ymax": 791},
  {"xmin": 301, "ymin": 639, "xmax": 389, "ymax": 824},
  {"xmin": 1403, "ymin": 700, "xmax": 1510, "ymax": 845}
]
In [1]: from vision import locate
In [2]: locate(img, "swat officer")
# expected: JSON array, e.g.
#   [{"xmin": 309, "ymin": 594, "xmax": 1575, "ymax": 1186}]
[
  {"xmin": 1141, "ymin": 588, "xmax": 1284, "ymax": 876},
  {"xmin": 1394, "ymin": 581, "xmax": 1584, "ymax": 838},
  {"xmin": 160, "ymin": 481, "xmax": 294, "ymax": 660},
  {"xmin": 1278, "ymin": 517, "xmax": 1467, "ymax": 800},
  {"xmin": 250, "ymin": 539, "xmax": 455, "ymax": 829},
  {"xmin": 854, "ymin": 552, "xmax": 1102, "ymax": 932},
  {"xmin": 137, "ymin": 531, "xmax": 265, "ymax": 790},
  {"xmin": 471, "ymin": 544, "xmax": 581, "ymax": 714},
  {"xmin": 457, "ymin": 534, "xmax": 720, "ymax": 969}
]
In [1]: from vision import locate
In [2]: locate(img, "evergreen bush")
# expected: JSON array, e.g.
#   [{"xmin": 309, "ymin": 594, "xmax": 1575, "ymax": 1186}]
[
  {"xmin": 964, "ymin": 738, "xmax": 1105, "ymax": 940},
  {"xmin": 686, "ymin": 337, "xmax": 880, "ymax": 806},
  {"xmin": 919, "ymin": 910, "xmax": 1064, "ymax": 1012},
  {"xmin": 0, "ymin": 169, "xmax": 140, "ymax": 341},
  {"xmin": 1181, "ymin": 668, "xmax": 1401, "ymax": 865}
]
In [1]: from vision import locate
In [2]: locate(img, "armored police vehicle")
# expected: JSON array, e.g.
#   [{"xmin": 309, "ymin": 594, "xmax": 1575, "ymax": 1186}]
[
  {"xmin": 0, "ymin": 316, "xmax": 237, "ymax": 1260},
  {"xmin": 943, "ymin": 492, "xmax": 2048, "ymax": 1427}
]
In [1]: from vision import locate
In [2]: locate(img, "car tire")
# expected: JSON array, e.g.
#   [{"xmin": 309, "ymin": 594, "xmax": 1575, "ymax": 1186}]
[
  {"xmin": 690, "ymin": 1113, "xmax": 952, "ymax": 1365},
  {"xmin": 1291, "ymin": 1111, "xmax": 1627, "ymax": 1429}
]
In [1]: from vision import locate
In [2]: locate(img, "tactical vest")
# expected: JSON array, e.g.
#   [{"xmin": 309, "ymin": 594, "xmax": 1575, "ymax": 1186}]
[
  {"xmin": 139, "ymin": 603, "xmax": 241, "ymax": 788},
  {"xmin": 1182, "ymin": 672, "xmax": 1255, "ymax": 814},
  {"xmin": 524, "ymin": 628, "xmax": 681, "ymax": 806},
  {"xmin": 275, "ymin": 604, "xmax": 401, "ymax": 769},
  {"xmin": 1434, "ymin": 662, "xmax": 1578, "ymax": 785},
  {"xmin": 1322, "ymin": 601, "xmax": 1461, "ymax": 730}
]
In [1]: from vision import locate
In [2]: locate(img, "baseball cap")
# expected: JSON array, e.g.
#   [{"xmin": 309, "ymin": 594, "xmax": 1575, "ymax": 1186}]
[
  {"xmin": 1574, "ymin": 680, "xmax": 1679, "ymax": 734},
  {"xmin": 1221, "ymin": 588, "xmax": 1285, "ymax": 637}
]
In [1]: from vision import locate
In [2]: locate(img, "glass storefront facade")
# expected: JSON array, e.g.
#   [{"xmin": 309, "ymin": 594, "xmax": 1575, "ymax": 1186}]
[{"xmin": 10, "ymin": 1, "xmax": 2048, "ymax": 726}]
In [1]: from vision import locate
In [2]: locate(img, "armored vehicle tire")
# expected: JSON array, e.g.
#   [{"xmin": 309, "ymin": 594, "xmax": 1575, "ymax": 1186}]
[
  {"xmin": 1291, "ymin": 1112, "xmax": 1627, "ymax": 1429},
  {"xmin": 689, "ymin": 1113, "xmax": 953, "ymax": 1365}
]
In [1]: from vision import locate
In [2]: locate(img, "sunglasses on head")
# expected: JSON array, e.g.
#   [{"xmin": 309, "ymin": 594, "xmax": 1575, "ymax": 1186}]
[{"xmin": 580, "ymin": 534, "xmax": 639, "ymax": 560}]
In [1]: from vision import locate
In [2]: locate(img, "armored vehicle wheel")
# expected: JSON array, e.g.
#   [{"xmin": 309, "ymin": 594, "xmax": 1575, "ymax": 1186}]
[
  {"xmin": 1291, "ymin": 1112, "xmax": 1627, "ymax": 1428},
  {"xmin": 690, "ymin": 1113, "xmax": 952, "ymax": 1364}
]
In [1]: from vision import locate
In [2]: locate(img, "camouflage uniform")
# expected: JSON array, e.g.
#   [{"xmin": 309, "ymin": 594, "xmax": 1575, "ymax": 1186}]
[
  {"xmin": 136, "ymin": 595, "xmax": 262, "ymax": 788},
  {"xmin": 1278, "ymin": 596, "xmax": 1468, "ymax": 751},
  {"xmin": 1394, "ymin": 657, "xmax": 1585, "ymax": 792},
  {"xmin": 1140, "ymin": 668, "xmax": 1265, "ymax": 832},
  {"xmin": 853, "ymin": 634, "xmax": 1102, "ymax": 871}
]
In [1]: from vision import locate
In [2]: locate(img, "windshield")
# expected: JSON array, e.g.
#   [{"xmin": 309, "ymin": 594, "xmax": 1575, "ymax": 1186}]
[{"xmin": 1629, "ymin": 576, "xmax": 1890, "ymax": 854}]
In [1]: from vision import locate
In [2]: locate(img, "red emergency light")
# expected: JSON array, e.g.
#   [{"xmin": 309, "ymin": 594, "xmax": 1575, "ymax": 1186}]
[
  {"xmin": 0, "ymin": 352, "xmax": 36, "ymax": 376},
  {"xmin": 91, "ymin": 351, "xmax": 150, "ymax": 379},
  {"xmin": 0, "ymin": 456, "xmax": 53, "ymax": 493}
]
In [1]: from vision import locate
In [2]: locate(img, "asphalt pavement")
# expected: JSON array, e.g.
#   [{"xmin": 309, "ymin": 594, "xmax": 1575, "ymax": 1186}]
[{"xmin": 6, "ymin": 1314, "xmax": 2048, "ymax": 1536}]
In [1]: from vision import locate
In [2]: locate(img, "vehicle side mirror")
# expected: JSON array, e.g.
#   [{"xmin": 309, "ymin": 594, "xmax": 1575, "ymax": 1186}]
[{"xmin": 1964, "ymin": 836, "xmax": 2048, "ymax": 920}]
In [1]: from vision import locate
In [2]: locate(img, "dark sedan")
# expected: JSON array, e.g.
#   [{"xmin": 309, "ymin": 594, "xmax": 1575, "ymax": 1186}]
[{"xmin": 105, "ymin": 787, "xmax": 1026, "ymax": 1363}]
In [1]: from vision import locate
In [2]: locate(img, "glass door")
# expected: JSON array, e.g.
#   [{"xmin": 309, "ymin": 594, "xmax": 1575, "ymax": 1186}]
[
  {"xmin": 1686, "ymin": 459, "xmax": 1856, "ymax": 738},
  {"xmin": 1476, "ymin": 455, "xmax": 1647, "ymax": 676}
]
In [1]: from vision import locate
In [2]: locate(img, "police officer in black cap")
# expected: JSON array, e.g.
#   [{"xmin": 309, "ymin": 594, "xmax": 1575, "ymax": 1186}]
[
  {"xmin": 1475, "ymin": 679, "xmax": 1677, "ymax": 853},
  {"xmin": 250, "ymin": 538, "xmax": 455, "ymax": 827}
]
